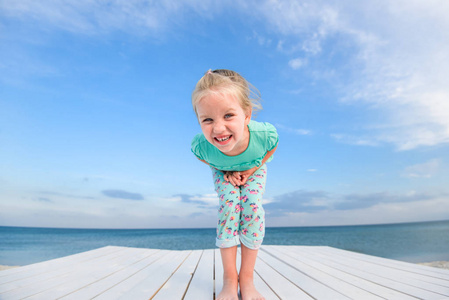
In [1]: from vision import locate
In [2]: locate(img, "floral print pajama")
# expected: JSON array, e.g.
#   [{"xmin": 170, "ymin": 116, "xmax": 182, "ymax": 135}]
[{"xmin": 212, "ymin": 164, "xmax": 267, "ymax": 250}]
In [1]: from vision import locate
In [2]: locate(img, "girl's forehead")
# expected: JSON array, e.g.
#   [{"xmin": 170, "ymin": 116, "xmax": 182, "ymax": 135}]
[{"xmin": 199, "ymin": 92, "xmax": 241, "ymax": 106}]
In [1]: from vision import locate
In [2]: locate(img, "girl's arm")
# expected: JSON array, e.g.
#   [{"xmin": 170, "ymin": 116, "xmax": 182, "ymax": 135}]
[
  {"xmin": 226, "ymin": 145, "xmax": 278, "ymax": 187},
  {"xmin": 197, "ymin": 158, "xmax": 209, "ymax": 166}
]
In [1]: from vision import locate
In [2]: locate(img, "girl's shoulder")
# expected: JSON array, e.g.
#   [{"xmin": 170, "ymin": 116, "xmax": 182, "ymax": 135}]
[
  {"xmin": 249, "ymin": 119, "xmax": 276, "ymax": 129},
  {"xmin": 191, "ymin": 133, "xmax": 209, "ymax": 156},
  {"xmin": 248, "ymin": 120, "xmax": 278, "ymax": 151},
  {"xmin": 248, "ymin": 120, "xmax": 277, "ymax": 136}
]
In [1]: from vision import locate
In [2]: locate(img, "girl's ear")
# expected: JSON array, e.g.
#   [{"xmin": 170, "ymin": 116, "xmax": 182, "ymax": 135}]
[{"xmin": 244, "ymin": 108, "xmax": 252, "ymax": 125}]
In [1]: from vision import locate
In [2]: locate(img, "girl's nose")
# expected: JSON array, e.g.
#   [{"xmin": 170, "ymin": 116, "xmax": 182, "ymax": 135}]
[{"xmin": 213, "ymin": 121, "xmax": 226, "ymax": 133}]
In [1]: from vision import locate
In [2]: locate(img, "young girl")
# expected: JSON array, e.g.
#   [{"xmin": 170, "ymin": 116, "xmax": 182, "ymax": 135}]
[{"xmin": 191, "ymin": 69, "xmax": 278, "ymax": 300}]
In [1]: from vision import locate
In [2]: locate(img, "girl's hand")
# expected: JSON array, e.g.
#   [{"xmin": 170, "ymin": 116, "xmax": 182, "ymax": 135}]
[
  {"xmin": 237, "ymin": 167, "xmax": 258, "ymax": 186},
  {"xmin": 223, "ymin": 171, "xmax": 242, "ymax": 187},
  {"xmin": 223, "ymin": 167, "xmax": 258, "ymax": 187}
]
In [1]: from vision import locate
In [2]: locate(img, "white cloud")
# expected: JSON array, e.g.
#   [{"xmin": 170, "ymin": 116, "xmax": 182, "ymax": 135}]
[
  {"xmin": 0, "ymin": 0, "xmax": 219, "ymax": 35},
  {"xmin": 250, "ymin": 31, "xmax": 272, "ymax": 47},
  {"xmin": 268, "ymin": 191, "xmax": 449, "ymax": 227},
  {"xmin": 402, "ymin": 159, "xmax": 441, "ymax": 178},
  {"xmin": 0, "ymin": 187, "xmax": 224, "ymax": 228},
  {"xmin": 331, "ymin": 134, "xmax": 379, "ymax": 147},
  {"xmin": 244, "ymin": 0, "xmax": 449, "ymax": 150},
  {"xmin": 288, "ymin": 58, "xmax": 307, "ymax": 70},
  {"xmin": 276, "ymin": 123, "xmax": 311, "ymax": 135}
]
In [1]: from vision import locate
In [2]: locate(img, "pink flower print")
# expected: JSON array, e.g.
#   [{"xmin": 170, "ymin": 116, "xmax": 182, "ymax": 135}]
[
  {"xmin": 240, "ymin": 195, "xmax": 249, "ymax": 203},
  {"xmin": 252, "ymin": 232, "xmax": 259, "ymax": 238},
  {"xmin": 230, "ymin": 216, "xmax": 235, "ymax": 221},
  {"xmin": 218, "ymin": 233, "xmax": 222, "ymax": 239},
  {"xmin": 259, "ymin": 222, "xmax": 264, "ymax": 232},
  {"xmin": 240, "ymin": 220, "xmax": 244, "ymax": 226},
  {"xmin": 247, "ymin": 189, "xmax": 259, "ymax": 195},
  {"xmin": 220, "ymin": 220, "xmax": 226, "ymax": 227},
  {"xmin": 257, "ymin": 183, "xmax": 263, "ymax": 189},
  {"xmin": 233, "ymin": 230, "xmax": 238, "ymax": 236},
  {"xmin": 235, "ymin": 204, "xmax": 243, "ymax": 213},
  {"xmin": 229, "ymin": 190, "xmax": 237, "ymax": 195},
  {"xmin": 243, "ymin": 183, "xmax": 250, "ymax": 188},
  {"xmin": 242, "ymin": 228, "xmax": 248, "ymax": 235},
  {"xmin": 219, "ymin": 205, "xmax": 224, "ymax": 213},
  {"xmin": 223, "ymin": 181, "xmax": 230, "ymax": 185},
  {"xmin": 250, "ymin": 203, "xmax": 258, "ymax": 213},
  {"xmin": 248, "ymin": 178, "xmax": 255, "ymax": 182},
  {"xmin": 215, "ymin": 178, "xmax": 221, "ymax": 185},
  {"xmin": 255, "ymin": 174, "xmax": 263, "ymax": 178},
  {"xmin": 225, "ymin": 227, "xmax": 232, "ymax": 234},
  {"xmin": 219, "ymin": 194, "xmax": 225, "ymax": 201},
  {"xmin": 235, "ymin": 222, "xmax": 239, "ymax": 227},
  {"xmin": 224, "ymin": 212, "xmax": 230, "ymax": 217},
  {"xmin": 244, "ymin": 214, "xmax": 253, "ymax": 222},
  {"xmin": 254, "ymin": 216, "xmax": 260, "ymax": 222},
  {"xmin": 225, "ymin": 200, "xmax": 233, "ymax": 207}
]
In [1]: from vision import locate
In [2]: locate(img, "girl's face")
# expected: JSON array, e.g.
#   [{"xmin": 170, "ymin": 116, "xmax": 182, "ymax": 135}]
[{"xmin": 196, "ymin": 93, "xmax": 251, "ymax": 156}]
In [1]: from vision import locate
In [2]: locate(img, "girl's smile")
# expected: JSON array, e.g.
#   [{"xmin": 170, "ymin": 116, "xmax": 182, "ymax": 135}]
[{"xmin": 196, "ymin": 93, "xmax": 251, "ymax": 156}]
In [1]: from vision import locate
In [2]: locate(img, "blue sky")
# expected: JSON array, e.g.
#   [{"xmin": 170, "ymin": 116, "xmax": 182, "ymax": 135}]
[{"xmin": 1, "ymin": 1, "xmax": 448, "ymax": 229}]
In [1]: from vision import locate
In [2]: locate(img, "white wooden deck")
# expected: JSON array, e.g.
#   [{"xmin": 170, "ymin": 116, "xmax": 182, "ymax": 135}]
[{"xmin": 0, "ymin": 245, "xmax": 448, "ymax": 299}]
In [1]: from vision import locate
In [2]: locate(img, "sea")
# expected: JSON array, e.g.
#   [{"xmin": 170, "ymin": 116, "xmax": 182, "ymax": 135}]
[{"xmin": 1, "ymin": 220, "xmax": 448, "ymax": 266}]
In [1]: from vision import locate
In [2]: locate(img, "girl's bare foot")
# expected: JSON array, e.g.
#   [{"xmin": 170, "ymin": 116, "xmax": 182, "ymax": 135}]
[
  {"xmin": 239, "ymin": 275, "xmax": 265, "ymax": 300},
  {"xmin": 216, "ymin": 275, "xmax": 239, "ymax": 300}
]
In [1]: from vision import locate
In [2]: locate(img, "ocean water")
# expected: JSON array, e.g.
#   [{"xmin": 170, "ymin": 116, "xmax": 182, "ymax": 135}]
[{"xmin": 1, "ymin": 220, "xmax": 448, "ymax": 266}]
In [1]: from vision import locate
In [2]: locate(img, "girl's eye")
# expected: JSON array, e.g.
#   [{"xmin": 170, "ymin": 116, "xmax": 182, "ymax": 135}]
[
  {"xmin": 202, "ymin": 118, "xmax": 213, "ymax": 123},
  {"xmin": 224, "ymin": 114, "xmax": 234, "ymax": 119}
]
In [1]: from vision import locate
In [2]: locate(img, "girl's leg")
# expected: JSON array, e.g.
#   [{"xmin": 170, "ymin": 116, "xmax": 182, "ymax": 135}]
[
  {"xmin": 238, "ymin": 165, "xmax": 267, "ymax": 300},
  {"xmin": 217, "ymin": 246, "xmax": 239, "ymax": 300},
  {"xmin": 239, "ymin": 244, "xmax": 264, "ymax": 300},
  {"xmin": 212, "ymin": 168, "xmax": 241, "ymax": 299},
  {"xmin": 239, "ymin": 165, "xmax": 267, "ymax": 250}
]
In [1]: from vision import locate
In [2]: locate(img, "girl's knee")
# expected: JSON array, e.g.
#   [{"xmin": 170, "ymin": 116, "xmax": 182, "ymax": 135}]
[{"xmin": 239, "ymin": 233, "xmax": 263, "ymax": 250}]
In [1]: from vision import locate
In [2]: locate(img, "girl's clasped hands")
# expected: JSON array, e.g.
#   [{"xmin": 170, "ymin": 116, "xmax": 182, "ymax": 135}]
[{"xmin": 223, "ymin": 168, "xmax": 257, "ymax": 187}]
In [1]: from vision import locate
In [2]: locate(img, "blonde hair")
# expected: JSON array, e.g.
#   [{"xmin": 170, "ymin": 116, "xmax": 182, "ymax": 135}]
[{"xmin": 192, "ymin": 69, "xmax": 262, "ymax": 116}]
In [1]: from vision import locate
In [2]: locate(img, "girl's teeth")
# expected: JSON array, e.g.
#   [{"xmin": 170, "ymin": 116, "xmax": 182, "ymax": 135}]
[{"xmin": 217, "ymin": 136, "xmax": 230, "ymax": 142}]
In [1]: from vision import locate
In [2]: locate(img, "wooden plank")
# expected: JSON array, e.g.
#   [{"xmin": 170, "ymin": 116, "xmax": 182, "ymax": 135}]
[
  {"xmin": 214, "ymin": 248, "xmax": 224, "ymax": 296},
  {"xmin": 151, "ymin": 250, "xmax": 202, "ymax": 300},
  {"xmin": 297, "ymin": 246, "xmax": 446, "ymax": 299},
  {"xmin": 0, "ymin": 247, "xmax": 149, "ymax": 299},
  {"xmin": 253, "ymin": 268, "xmax": 281, "ymax": 300},
  {"xmin": 0, "ymin": 246, "xmax": 122, "ymax": 284},
  {"xmin": 311, "ymin": 247, "xmax": 449, "ymax": 296},
  {"xmin": 258, "ymin": 249, "xmax": 351, "ymax": 300},
  {"xmin": 60, "ymin": 249, "xmax": 163, "ymax": 299},
  {"xmin": 263, "ymin": 246, "xmax": 384, "ymax": 300},
  {"xmin": 0, "ymin": 247, "xmax": 132, "ymax": 296},
  {"xmin": 2, "ymin": 245, "xmax": 447, "ymax": 300},
  {"xmin": 183, "ymin": 249, "xmax": 214, "ymax": 300},
  {"xmin": 320, "ymin": 246, "xmax": 449, "ymax": 281},
  {"xmin": 272, "ymin": 245, "xmax": 416, "ymax": 300},
  {"xmin": 92, "ymin": 250, "xmax": 187, "ymax": 300},
  {"xmin": 253, "ymin": 252, "xmax": 314, "ymax": 299},
  {"xmin": 25, "ymin": 247, "xmax": 153, "ymax": 300},
  {"xmin": 115, "ymin": 250, "xmax": 191, "ymax": 299}
]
